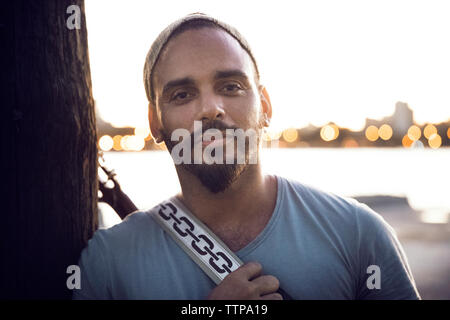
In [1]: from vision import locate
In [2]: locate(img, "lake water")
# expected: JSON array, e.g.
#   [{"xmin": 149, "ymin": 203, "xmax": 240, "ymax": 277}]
[{"xmin": 101, "ymin": 148, "xmax": 450, "ymax": 213}]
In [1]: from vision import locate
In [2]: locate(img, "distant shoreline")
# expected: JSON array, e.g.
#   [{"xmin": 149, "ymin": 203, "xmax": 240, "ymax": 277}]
[{"xmin": 351, "ymin": 195, "xmax": 411, "ymax": 208}]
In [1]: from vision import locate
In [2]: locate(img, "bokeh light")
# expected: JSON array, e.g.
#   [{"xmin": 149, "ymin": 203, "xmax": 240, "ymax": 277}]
[
  {"xmin": 407, "ymin": 125, "xmax": 421, "ymax": 141},
  {"xmin": 330, "ymin": 124, "xmax": 339, "ymax": 140},
  {"xmin": 378, "ymin": 124, "xmax": 393, "ymax": 141},
  {"xmin": 365, "ymin": 125, "xmax": 379, "ymax": 142},
  {"xmin": 134, "ymin": 127, "xmax": 151, "ymax": 140},
  {"xmin": 120, "ymin": 135, "xmax": 130, "ymax": 151},
  {"xmin": 112, "ymin": 135, "xmax": 123, "ymax": 151},
  {"xmin": 320, "ymin": 124, "xmax": 339, "ymax": 142},
  {"xmin": 263, "ymin": 130, "xmax": 282, "ymax": 142},
  {"xmin": 127, "ymin": 135, "xmax": 145, "ymax": 151},
  {"xmin": 282, "ymin": 128, "xmax": 299, "ymax": 143},
  {"xmin": 423, "ymin": 124, "xmax": 437, "ymax": 139},
  {"xmin": 447, "ymin": 127, "xmax": 450, "ymax": 139},
  {"xmin": 119, "ymin": 135, "xmax": 145, "ymax": 151},
  {"xmin": 402, "ymin": 135, "xmax": 413, "ymax": 148},
  {"xmin": 428, "ymin": 133, "xmax": 442, "ymax": 149},
  {"xmin": 98, "ymin": 135, "xmax": 113, "ymax": 151}
]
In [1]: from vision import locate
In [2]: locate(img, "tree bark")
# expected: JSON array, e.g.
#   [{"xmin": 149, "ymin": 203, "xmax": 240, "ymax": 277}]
[{"xmin": 1, "ymin": 0, "xmax": 97, "ymax": 299}]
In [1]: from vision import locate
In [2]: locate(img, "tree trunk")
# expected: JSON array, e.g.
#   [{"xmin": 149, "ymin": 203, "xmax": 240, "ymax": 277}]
[{"xmin": 1, "ymin": 0, "xmax": 98, "ymax": 299}]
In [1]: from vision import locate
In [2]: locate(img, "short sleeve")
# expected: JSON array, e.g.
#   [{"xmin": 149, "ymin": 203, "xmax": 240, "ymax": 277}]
[
  {"xmin": 355, "ymin": 203, "xmax": 421, "ymax": 300},
  {"xmin": 72, "ymin": 230, "xmax": 111, "ymax": 300}
]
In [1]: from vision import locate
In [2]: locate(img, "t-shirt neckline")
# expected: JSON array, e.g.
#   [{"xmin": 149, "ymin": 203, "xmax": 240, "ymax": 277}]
[{"xmin": 161, "ymin": 175, "xmax": 285, "ymax": 258}]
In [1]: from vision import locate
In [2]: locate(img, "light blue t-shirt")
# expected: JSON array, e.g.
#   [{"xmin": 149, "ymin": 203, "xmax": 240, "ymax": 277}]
[{"xmin": 73, "ymin": 175, "xmax": 420, "ymax": 299}]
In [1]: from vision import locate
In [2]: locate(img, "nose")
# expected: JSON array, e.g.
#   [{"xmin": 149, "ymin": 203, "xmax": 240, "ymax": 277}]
[{"xmin": 197, "ymin": 91, "xmax": 225, "ymax": 122}]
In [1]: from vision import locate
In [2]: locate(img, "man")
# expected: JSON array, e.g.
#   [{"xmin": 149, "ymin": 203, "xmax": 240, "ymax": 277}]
[{"xmin": 74, "ymin": 13, "xmax": 420, "ymax": 300}]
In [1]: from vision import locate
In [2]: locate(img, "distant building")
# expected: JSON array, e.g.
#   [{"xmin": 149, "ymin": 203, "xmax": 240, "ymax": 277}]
[
  {"xmin": 391, "ymin": 102, "xmax": 414, "ymax": 137},
  {"xmin": 365, "ymin": 101, "xmax": 413, "ymax": 138}
]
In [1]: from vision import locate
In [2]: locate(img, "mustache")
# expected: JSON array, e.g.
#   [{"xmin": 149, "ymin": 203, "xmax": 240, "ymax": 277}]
[
  {"xmin": 196, "ymin": 120, "xmax": 238, "ymax": 134},
  {"xmin": 191, "ymin": 120, "xmax": 239, "ymax": 144}
]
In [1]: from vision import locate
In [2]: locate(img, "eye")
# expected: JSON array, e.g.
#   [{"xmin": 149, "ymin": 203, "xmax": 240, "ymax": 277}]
[
  {"xmin": 220, "ymin": 82, "xmax": 244, "ymax": 94},
  {"xmin": 171, "ymin": 90, "xmax": 194, "ymax": 103}
]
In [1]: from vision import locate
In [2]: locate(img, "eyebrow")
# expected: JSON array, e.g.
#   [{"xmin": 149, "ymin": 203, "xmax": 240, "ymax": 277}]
[
  {"xmin": 162, "ymin": 77, "xmax": 196, "ymax": 97},
  {"xmin": 214, "ymin": 69, "xmax": 249, "ymax": 81}
]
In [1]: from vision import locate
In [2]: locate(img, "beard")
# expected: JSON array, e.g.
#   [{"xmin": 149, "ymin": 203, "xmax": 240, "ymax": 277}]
[{"xmin": 162, "ymin": 118, "xmax": 264, "ymax": 193}]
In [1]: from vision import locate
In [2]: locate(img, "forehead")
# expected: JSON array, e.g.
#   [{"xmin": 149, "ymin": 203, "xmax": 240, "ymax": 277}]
[{"xmin": 153, "ymin": 27, "xmax": 255, "ymax": 91}]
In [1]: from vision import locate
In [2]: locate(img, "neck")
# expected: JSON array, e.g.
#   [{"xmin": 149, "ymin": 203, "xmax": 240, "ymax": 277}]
[{"xmin": 175, "ymin": 163, "xmax": 277, "ymax": 231}]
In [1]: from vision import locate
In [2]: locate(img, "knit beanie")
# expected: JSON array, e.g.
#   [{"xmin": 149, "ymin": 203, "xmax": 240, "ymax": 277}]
[{"xmin": 143, "ymin": 13, "xmax": 260, "ymax": 103}]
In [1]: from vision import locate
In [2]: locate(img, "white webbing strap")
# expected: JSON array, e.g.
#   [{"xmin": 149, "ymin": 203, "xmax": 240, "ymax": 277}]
[{"xmin": 150, "ymin": 197, "xmax": 243, "ymax": 285}]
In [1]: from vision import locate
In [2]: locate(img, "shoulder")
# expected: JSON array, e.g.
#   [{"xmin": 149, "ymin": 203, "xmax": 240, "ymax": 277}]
[
  {"xmin": 277, "ymin": 175, "xmax": 362, "ymax": 220},
  {"xmin": 94, "ymin": 208, "xmax": 164, "ymax": 248},
  {"xmin": 277, "ymin": 175, "xmax": 393, "ymax": 238},
  {"xmin": 279, "ymin": 175, "xmax": 356, "ymax": 206},
  {"xmin": 275, "ymin": 176, "xmax": 419, "ymax": 299},
  {"xmin": 79, "ymin": 205, "xmax": 167, "ymax": 262}
]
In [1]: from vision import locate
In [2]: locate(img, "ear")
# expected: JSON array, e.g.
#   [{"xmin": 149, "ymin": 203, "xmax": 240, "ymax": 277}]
[
  {"xmin": 259, "ymin": 85, "xmax": 273, "ymax": 126},
  {"xmin": 148, "ymin": 102, "xmax": 164, "ymax": 144}
]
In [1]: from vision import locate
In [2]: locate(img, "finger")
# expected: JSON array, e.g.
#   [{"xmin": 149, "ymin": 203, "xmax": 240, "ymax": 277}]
[
  {"xmin": 237, "ymin": 262, "xmax": 263, "ymax": 280},
  {"xmin": 260, "ymin": 293, "xmax": 283, "ymax": 300},
  {"xmin": 251, "ymin": 275, "xmax": 280, "ymax": 295}
]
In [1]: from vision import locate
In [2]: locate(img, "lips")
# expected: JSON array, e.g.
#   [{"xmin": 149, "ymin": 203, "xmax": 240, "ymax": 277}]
[
  {"xmin": 202, "ymin": 136, "xmax": 224, "ymax": 147},
  {"xmin": 193, "ymin": 130, "xmax": 227, "ymax": 147}
]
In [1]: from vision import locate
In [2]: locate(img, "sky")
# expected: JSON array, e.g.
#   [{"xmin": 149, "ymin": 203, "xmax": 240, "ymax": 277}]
[{"xmin": 85, "ymin": 0, "xmax": 450, "ymax": 132}]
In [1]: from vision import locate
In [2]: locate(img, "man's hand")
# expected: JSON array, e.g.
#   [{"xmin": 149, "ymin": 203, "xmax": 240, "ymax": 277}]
[{"xmin": 207, "ymin": 262, "xmax": 283, "ymax": 300}]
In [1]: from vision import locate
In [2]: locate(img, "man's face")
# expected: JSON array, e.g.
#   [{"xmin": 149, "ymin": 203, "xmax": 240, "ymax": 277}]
[{"xmin": 151, "ymin": 27, "xmax": 267, "ymax": 192}]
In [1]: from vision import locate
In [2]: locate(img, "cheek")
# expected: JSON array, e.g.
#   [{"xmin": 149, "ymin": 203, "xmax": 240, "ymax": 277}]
[
  {"xmin": 228, "ymin": 93, "xmax": 261, "ymax": 128},
  {"xmin": 161, "ymin": 107, "xmax": 195, "ymax": 133}
]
